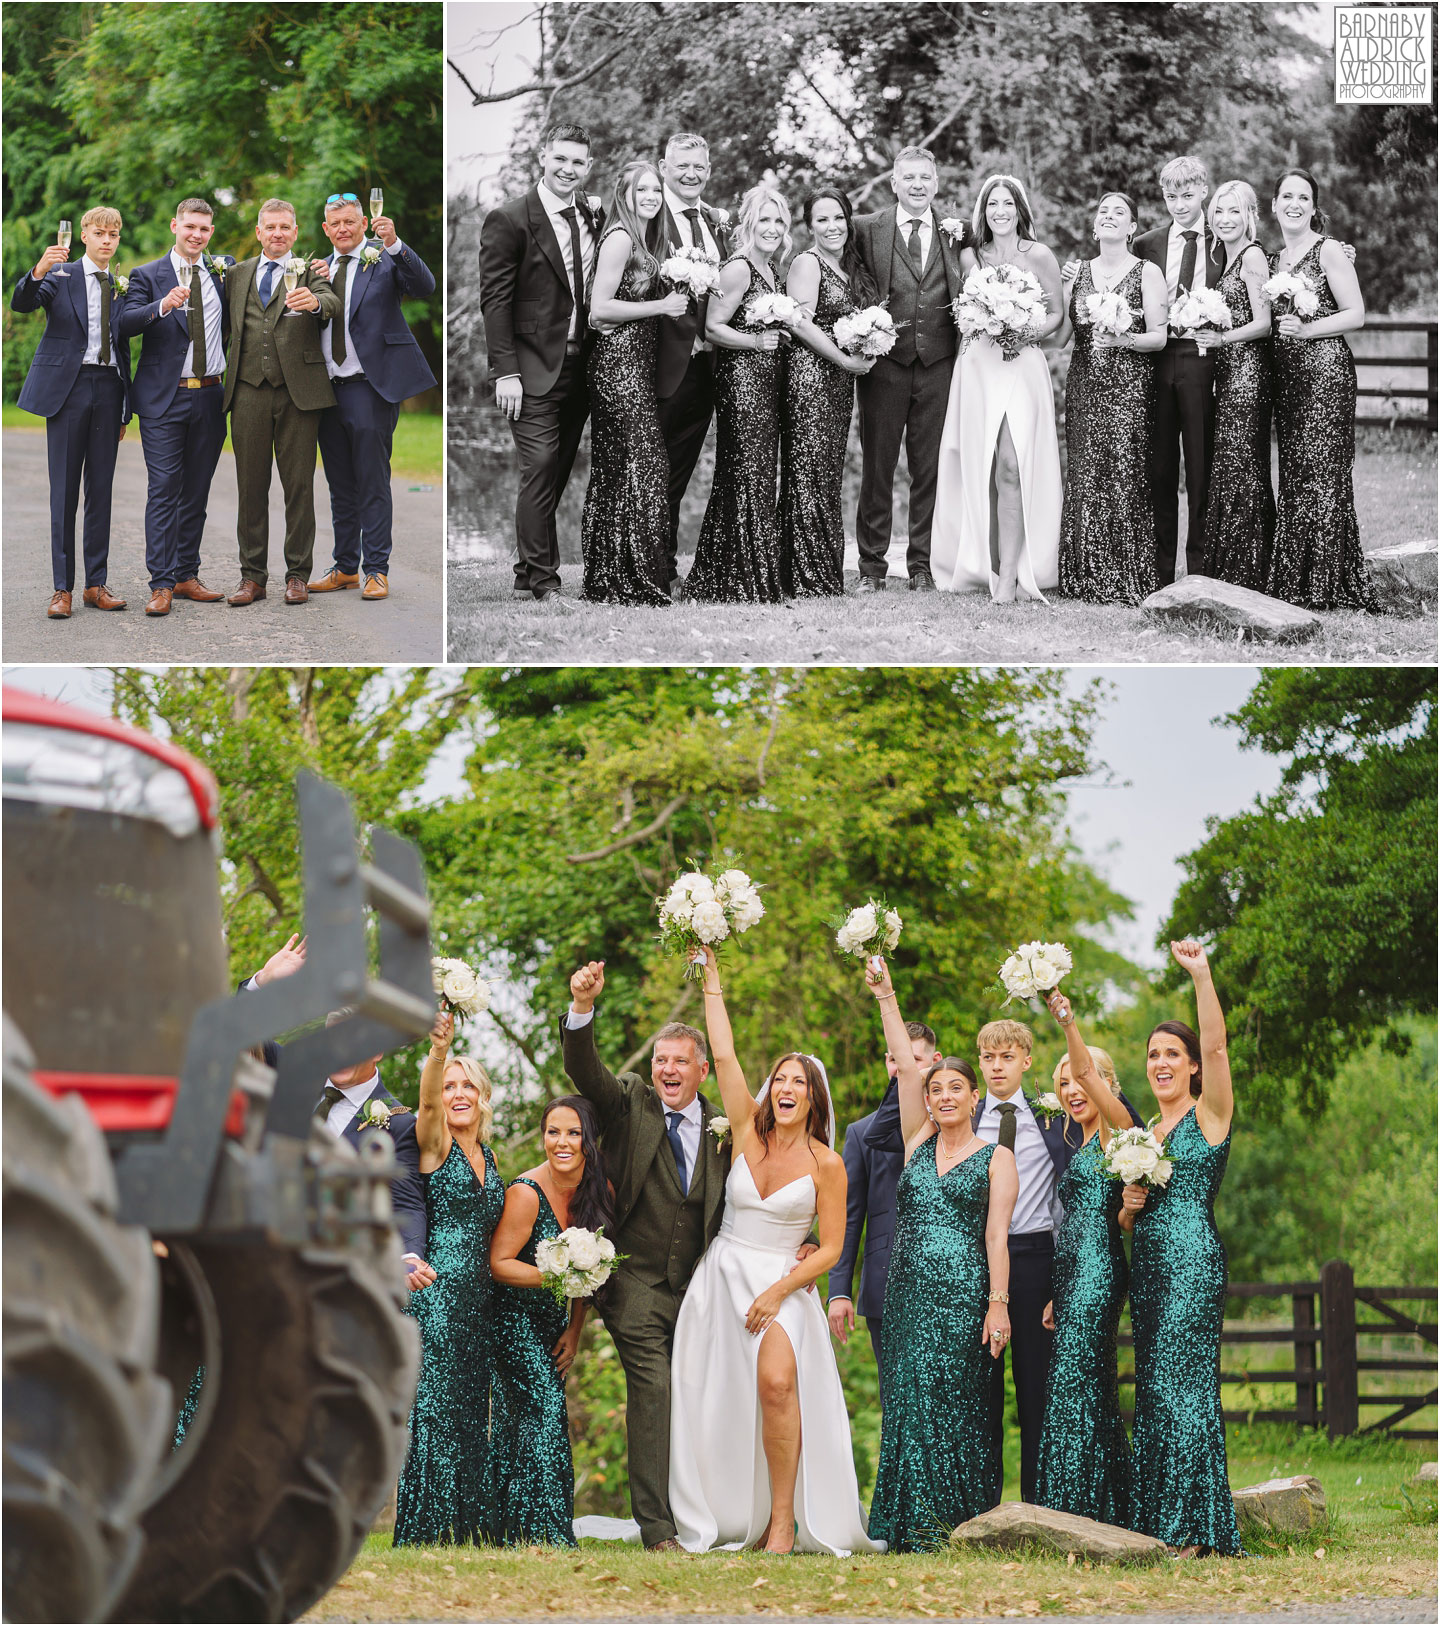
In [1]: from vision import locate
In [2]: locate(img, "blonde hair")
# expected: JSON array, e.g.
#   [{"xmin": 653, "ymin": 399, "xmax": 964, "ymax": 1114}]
[
  {"xmin": 734, "ymin": 184, "xmax": 792, "ymax": 264},
  {"xmin": 81, "ymin": 206, "xmax": 123, "ymax": 232},
  {"xmin": 977, "ymin": 1019, "xmax": 1034, "ymax": 1056},
  {"xmin": 1053, "ymin": 1044, "xmax": 1119, "ymax": 1089},
  {"xmin": 443, "ymin": 1054, "xmax": 494, "ymax": 1142},
  {"xmin": 1208, "ymin": 180, "xmax": 1259, "ymax": 246},
  {"xmin": 1159, "ymin": 155, "xmax": 1208, "ymax": 192}
]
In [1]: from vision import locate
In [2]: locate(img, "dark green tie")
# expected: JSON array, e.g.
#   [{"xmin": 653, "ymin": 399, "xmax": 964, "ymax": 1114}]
[
  {"xmin": 314, "ymin": 1082, "xmax": 346, "ymax": 1122},
  {"xmin": 996, "ymin": 1101, "xmax": 1018, "ymax": 1152},
  {"xmin": 187, "ymin": 266, "xmax": 207, "ymax": 377},
  {"xmin": 94, "ymin": 273, "xmax": 112, "ymax": 366},
  {"xmin": 331, "ymin": 255, "xmax": 350, "ymax": 363}
]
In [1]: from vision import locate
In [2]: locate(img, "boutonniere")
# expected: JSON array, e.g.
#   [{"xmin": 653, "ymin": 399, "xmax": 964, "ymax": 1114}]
[
  {"xmin": 1026, "ymin": 1090, "xmax": 1066, "ymax": 1126},
  {"xmin": 358, "ymin": 244, "xmax": 382, "ymax": 270},
  {"xmin": 204, "ymin": 254, "xmax": 229, "ymax": 279},
  {"xmin": 586, "ymin": 193, "xmax": 603, "ymax": 215},
  {"xmin": 711, "ymin": 206, "xmax": 730, "ymax": 229},
  {"xmin": 111, "ymin": 274, "xmax": 129, "ymax": 295},
  {"xmin": 283, "ymin": 254, "xmax": 308, "ymax": 278},
  {"xmin": 939, "ymin": 217, "xmax": 967, "ymax": 249},
  {"xmin": 707, "ymin": 1116, "xmax": 731, "ymax": 1149},
  {"xmin": 356, "ymin": 1098, "xmax": 395, "ymax": 1131}
]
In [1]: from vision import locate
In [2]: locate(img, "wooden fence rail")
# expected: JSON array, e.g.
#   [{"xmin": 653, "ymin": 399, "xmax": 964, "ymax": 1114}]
[{"xmin": 1348, "ymin": 316, "xmax": 1437, "ymax": 430}]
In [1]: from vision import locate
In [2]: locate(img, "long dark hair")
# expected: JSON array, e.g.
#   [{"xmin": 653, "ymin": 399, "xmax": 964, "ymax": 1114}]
[
  {"xmin": 972, "ymin": 173, "xmax": 1037, "ymax": 252},
  {"xmin": 752, "ymin": 1053, "xmax": 832, "ymax": 1158},
  {"xmin": 606, "ymin": 159, "xmax": 663, "ymax": 280},
  {"xmin": 1149, "ymin": 1021, "xmax": 1203, "ymax": 1098},
  {"xmin": 801, "ymin": 186, "xmax": 879, "ymax": 306},
  {"xmin": 1273, "ymin": 167, "xmax": 1330, "ymax": 234},
  {"xmin": 540, "ymin": 1095, "xmax": 614, "ymax": 1232}
]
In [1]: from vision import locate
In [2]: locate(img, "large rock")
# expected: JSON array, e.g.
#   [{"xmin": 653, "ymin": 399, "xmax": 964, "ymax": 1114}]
[
  {"xmin": 1141, "ymin": 576, "xmax": 1322, "ymax": 643},
  {"xmin": 1231, "ymin": 1474, "xmax": 1326, "ymax": 1535},
  {"xmin": 949, "ymin": 1502, "xmax": 1167, "ymax": 1565},
  {"xmin": 1412, "ymin": 1461, "xmax": 1438, "ymax": 1483},
  {"xmin": 1367, "ymin": 540, "xmax": 1438, "ymax": 617}
]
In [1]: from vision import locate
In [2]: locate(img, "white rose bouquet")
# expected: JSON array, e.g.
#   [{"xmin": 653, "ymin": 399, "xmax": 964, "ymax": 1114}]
[
  {"xmin": 832, "ymin": 305, "xmax": 899, "ymax": 358},
  {"xmin": 1102, "ymin": 1125, "xmax": 1175, "ymax": 1189},
  {"xmin": 657, "ymin": 866, "xmax": 766, "ymax": 979},
  {"xmin": 749, "ymin": 290, "xmax": 801, "ymax": 329},
  {"xmin": 998, "ymin": 940, "xmax": 1074, "ymax": 1004},
  {"xmin": 659, "ymin": 244, "xmax": 722, "ymax": 301},
  {"xmin": 535, "ymin": 1226, "xmax": 623, "ymax": 1309},
  {"xmin": 952, "ymin": 263, "xmax": 1048, "ymax": 361},
  {"xmin": 1081, "ymin": 287, "xmax": 1138, "ymax": 340},
  {"xmin": 834, "ymin": 897, "xmax": 903, "ymax": 970},
  {"xmin": 1262, "ymin": 269, "xmax": 1320, "ymax": 324},
  {"xmin": 431, "ymin": 956, "xmax": 492, "ymax": 1019},
  {"xmin": 1168, "ymin": 286, "xmax": 1233, "ymax": 355}
]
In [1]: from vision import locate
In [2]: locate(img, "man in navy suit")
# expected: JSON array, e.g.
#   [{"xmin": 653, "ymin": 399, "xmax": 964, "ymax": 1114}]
[
  {"xmin": 118, "ymin": 197, "xmax": 233, "ymax": 617},
  {"xmin": 307, "ymin": 194, "xmax": 437, "ymax": 602},
  {"xmin": 10, "ymin": 205, "xmax": 131, "ymax": 620},
  {"xmin": 828, "ymin": 1020, "xmax": 941, "ymax": 1408},
  {"xmin": 1133, "ymin": 156, "xmax": 1228, "ymax": 585},
  {"xmin": 478, "ymin": 123, "xmax": 601, "ymax": 600}
]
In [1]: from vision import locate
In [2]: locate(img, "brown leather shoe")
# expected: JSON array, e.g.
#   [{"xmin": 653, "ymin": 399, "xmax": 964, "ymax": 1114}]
[
  {"xmin": 82, "ymin": 584, "xmax": 127, "ymax": 611},
  {"xmin": 173, "ymin": 578, "xmax": 223, "ymax": 603},
  {"xmin": 227, "ymin": 580, "xmax": 266, "ymax": 606},
  {"xmin": 646, "ymin": 1538, "xmax": 683, "ymax": 1552},
  {"xmin": 361, "ymin": 573, "xmax": 389, "ymax": 600},
  {"xmin": 284, "ymin": 576, "xmax": 309, "ymax": 605},
  {"xmin": 47, "ymin": 590, "xmax": 72, "ymax": 619},
  {"xmin": 145, "ymin": 587, "xmax": 173, "ymax": 617},
  {"xmin": 308, "ymin": 567, "xmax": 361, "ymax": 592}
]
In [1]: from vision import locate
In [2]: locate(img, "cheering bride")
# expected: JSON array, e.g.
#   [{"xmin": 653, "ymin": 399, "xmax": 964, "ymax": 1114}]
[{"xmin": 669, "ymin": 945, "xmax": 882, "ymax": 1556}]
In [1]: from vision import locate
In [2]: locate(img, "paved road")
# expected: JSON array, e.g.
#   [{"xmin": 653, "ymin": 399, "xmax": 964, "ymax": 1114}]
[{"xmin": 3, "ymin": 429, "xmax": 443, "ymax": 663}]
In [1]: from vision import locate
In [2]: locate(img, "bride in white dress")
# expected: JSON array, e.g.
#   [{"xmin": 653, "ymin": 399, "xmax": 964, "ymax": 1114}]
[
  {"xmin": 930, "ymin": 174, "xmax": 1065, "ymax": 602},
  {"xmin": 669, "ymin": 946, "xmax": 882, "ymax": 1556}
]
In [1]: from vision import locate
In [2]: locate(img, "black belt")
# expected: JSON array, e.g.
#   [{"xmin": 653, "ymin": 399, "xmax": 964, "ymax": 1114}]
[
  {"xmin": 332, "ymin": 373, "xmax": 370, "ymax": 384},
  {"xmin": 79, "ymin": 363, "xmax": 119, "ymax": 373},
  {"xmin": 1008, "ymin": 1230, "xmax": 1056, "ymax": 1254}
]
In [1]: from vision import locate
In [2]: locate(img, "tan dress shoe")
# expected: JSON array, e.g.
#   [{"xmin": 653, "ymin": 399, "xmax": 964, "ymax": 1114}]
[
  {"xmin": 47, "ymin": 590, "xmax": 72, "ymax": 619},
  {"xmin": 361, "ymin": 574, "xmax": 389, "ymax": 600},
  {"xmin": 145, "ymin": 588, "xmax": 173, "ymax": 616},
  {"xmin": 308, "ymin": 567, "xmax": 361, "ymax": 592},
  {"xmin": 82, "ymin": 584, "xmax": 127, "ymax": 610},
  {"xmin": 284, "ymin": 576, "xmax": 309, "ymax": 605},
  {"xmin": 173, "ymin": 578, "xmax": 223, "ymax": 602},
  {"xmin": 227, "ymin": 581, "xmax": 267, "ymax": 606}
]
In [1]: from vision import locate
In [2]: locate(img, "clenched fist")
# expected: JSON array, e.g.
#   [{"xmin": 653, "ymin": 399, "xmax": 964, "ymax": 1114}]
[{"xmin": 569, "ymin": 960, "xmax": 606, "ymax": 1014}]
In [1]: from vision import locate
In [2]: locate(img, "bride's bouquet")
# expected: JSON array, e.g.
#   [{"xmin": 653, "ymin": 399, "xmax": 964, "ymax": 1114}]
[
  {"xmin": 658, "ymin": 867, "xmax": 766, "ymax": 979},
  {"xmin": 998, "ymin": 940, "xmax": 1073, "ymax": 1004},
  {"xmin": 659, "ymin": 244, "xmax": 722, "ymax": 301},
  {"xmin": 535, "ymin": 1227, "xmax": 622, "ymax": 1308},
  {"xmin": 1168, "ymin": 286, "xmax": 1233, "ymax": 355},
  {"xmin": 1262, "ymin": 269, "xmax": 1320, "ymax": 323},
  {"xmin": 952, "ymin": 263, "xmax": 1048, "ymax": 361},
  {"xmin": 432, "ymin": 956, "xmax": 491, "ymax": 1019},
  {"xmin": 835, "ymin": 897, "xmax": 903, "ymax": 972},
  {"xmin": 749, "ymin": 290, "xmax": 801, "ymax": 329},
  {"xmin": 1102, "ymin": 1125, "xmax": 1175, "ymax": 1190},
  {"xmin": 833, "ymin": 305, "xmax": 898, "ymax": 358}
]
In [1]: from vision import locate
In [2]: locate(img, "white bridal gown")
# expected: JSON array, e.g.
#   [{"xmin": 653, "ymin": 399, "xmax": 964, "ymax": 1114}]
[
  {"xmin": 929, "ymin": 331, "xmax": 1062, "ymax": 600},
  {"xmin": 669, "ymin": 1157, "xmax": 883, "ymax": 1555}
]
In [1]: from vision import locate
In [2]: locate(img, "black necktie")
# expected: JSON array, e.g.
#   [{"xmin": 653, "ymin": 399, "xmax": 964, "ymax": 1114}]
[
  {"xmin": 314, "ymin": 1082, "xmax": 346, "ymax": 1123},
  {"xmin": 332, "ymin": 255, "xmax": 351, "ymax": 364},
  {"xmin": 996, "ymin": 1101, "xmax": 1018, "ymax": 1153},
  {"xmin": 94, "ymin": 272, "xmax": 112, "ymax": 366},
  {"xmin": 187, "ymin": 265, "xmax": 207, "ymax": 378},
  {"xmin": 1178, "ymin": 229, "xmax": 1199, "ymax": 294},
  {"xmin": 683, "ymin": 206, "xmax": 702, "ymax": 249},
  {"xmin": 905, "ymin": 219, "xmax": 924, "ymax": 275},
  {"xmin": 559, "ymin": 204, "xmax": 587, "ymax": 333},
  {"xmin": 259, "ymin": 259, "xmax": 278, "ymax": 306},
  {"xmin": 666, "ymin": 1110, "xmax": 689, "ymax": 1192}
]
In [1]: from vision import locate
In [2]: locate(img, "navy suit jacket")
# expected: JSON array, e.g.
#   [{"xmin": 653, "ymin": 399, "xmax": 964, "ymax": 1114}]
[
  {"xmin": 831, "ymin": 1077, "xmax": 905, "ymax": 1321},
  {"xmin": 335, "ymin": 1079, "xmax": 428, "ymax": 1262},
  {"xmin": 327, "ymin": 239, "xmax": 437, "ymax": 404},
  {"xmin": 11, "ymin": 267, "xmax": 132, "ymax": 422},
  {"xmin": 117, "ymin": 254, "xmax": 231, "ymax": 417}
]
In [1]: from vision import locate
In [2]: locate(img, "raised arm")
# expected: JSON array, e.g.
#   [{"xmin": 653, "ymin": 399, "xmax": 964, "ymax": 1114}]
[
  {"xmin": 698, "ymin": 944, "xmax": 759, "ymax": 1140},
  {"xmin": 415, "ymin": 1009, "xmax": 454, "ymax": 1167},
  {"xmin": 1043, "ymin": 988, "xmax": 1131, "ymax": 1129},
  {"xmin": 560, "ymin": 961, "xmax": 626, "ymax": 1128},
  {"xmin": 864, "ymin": 955, "xmax": 928, "ymax": 1151},
  {"xmin": 1172, "ymin": 939, "xmax": 1233, "ymax": 1143}
]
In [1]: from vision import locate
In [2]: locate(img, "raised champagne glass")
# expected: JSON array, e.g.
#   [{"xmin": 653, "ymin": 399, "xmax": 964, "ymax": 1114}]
[
  {"xmin": 54, "ymin": 218, "xmax": 72, "ymax": 278},
  {"xmin": 370, "ymin": 187, "xmax": 383, "ymax": 228},
  {"xmin": 282, "ymin": 261, "xmax": 300, "ymax": 316}
]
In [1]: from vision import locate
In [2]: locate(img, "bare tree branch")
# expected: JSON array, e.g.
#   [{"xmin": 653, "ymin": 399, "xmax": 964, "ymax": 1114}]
[
  {"xmin": 446, "ymin": 28, "xmax": 636, "ymax": 108},
  {"xmin": 566, "ymin": 794, "xmax": 688, "ymax": 864},
  {"xmin": 618, "ymin": 983, "xmax": 697, "ymax": 1077},
  {"xmin": 485, "ymin": 1003, "xmax": 549, "ymax": 1083},
  {"xmin": 233, "ymin": 853, "xmax": 285, "ymax": 919}
]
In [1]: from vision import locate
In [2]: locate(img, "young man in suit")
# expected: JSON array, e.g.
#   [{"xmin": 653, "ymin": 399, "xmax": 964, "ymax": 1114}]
[
  {"xmin": 828, "ymin": 1021, "xmax": 941, "ymax": 1408},
  {"xmin": 851, "ymin": 147, "xmax": 969, "ymax": 594},
  {"xmin": 307, "ymin": 193, "xmax": 438, "ymax": 602},
  {"xmin": 118, "ymin": 197, "xmax": 233, "ymax": 617},
  {"xmin": 478, "ymin": 123, "xmax": 601, "ymax": 601},
  {"xmin": 1133, "ymin": 155, "xmax": 1227, "ymax": 585},
  {"xmin": 221, "ymin": 198, "xmax": 342, "ymax": 607},
  {"xmin": 11, "ymin": 205, "xmax": 131, "ymax": 620}
]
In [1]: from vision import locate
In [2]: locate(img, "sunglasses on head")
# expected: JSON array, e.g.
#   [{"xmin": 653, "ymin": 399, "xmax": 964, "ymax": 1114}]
[{"xmin": 326, "ymin": 193, "xmax": 360, "ymax": 205}]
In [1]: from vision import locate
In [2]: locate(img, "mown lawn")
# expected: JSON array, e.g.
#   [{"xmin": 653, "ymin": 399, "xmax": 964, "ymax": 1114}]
[{"xmin": 305, "ymin": 1428, "xmax": 1436, "ymax": 1622}]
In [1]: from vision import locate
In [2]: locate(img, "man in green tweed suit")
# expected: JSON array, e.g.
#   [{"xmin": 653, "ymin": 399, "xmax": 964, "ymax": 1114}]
[
  {"xmin": 222, "ymin": 198, "xmax": 341, "ymax": 606},
  {"xmin": 562, "ymin": 960, "xmax": 816, "ymax": 1550}
]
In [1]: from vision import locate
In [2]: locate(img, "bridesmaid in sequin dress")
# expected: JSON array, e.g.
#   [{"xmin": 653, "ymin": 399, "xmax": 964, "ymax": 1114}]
[
  {"xmin": 488, "ymin": 1095, "xmax": 612, "ymax": 1547},
  {"xmin": 1125, "ymin": 940, "xmax": 1241, "ymax": 1557},
  {"xmin": 1057, "ymin": 193, "xmax": 1169, "ymax": 604},
  {"xmin": 685, "ymin": 186, "xmax": 793, "ymax": 603},
  {"xmin": 864, "ymin": 958, "xmax": 1019, "ymax": 1552},
  {"xmin": 1264, "ymin": 169, "xmax": 1373, "ymax": 610},
  {"xmin": 394, "ymin": 1012, "xmax": 505, "ymax": 1546},
  {"xmin": 581, "ymin": 161, "xmax": 690, "ymax": 606},
  {"xmin": 779, "ymin": 189, "xmax": 877, "ymax": 598},
  {"xmin": 1199, "ymin": 182, "xmax": 1276, "ymax": 590}
]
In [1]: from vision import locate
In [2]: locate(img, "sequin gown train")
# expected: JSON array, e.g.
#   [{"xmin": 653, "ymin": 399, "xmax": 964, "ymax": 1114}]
[
  {"xmin": 868, "ymin": 1140, "xmax": 1000, "ymax": 1552},
  {"xmin": 1058, "ymin": 261, "xmax": 1159, "ymax": 605},
  {"xmin": 394, "ymin": 1139, "xmax": 505, "ymax": 1545},
  {"xmin": 1129, "ymin": 1108, "xmax": 1241, "ymax": 1554},
  {"xmin": 1201, "ymin": 250, "xmax": 1275, "ymax": 591},
  {"xmin": 487, "ymin": 1176, "xmax": 577, "ymax": 1547},
  {"xmin": 1034, "ymin": 1136, "xmax": 1133, "ymax": 1527},
  {"xmin": 778, "ymin": 253, "xmax": 854, "ymax": 598},
  {"xmin": 580, "ymin": 227, "xmax": 672, "ymax": 606},
  {"xmin": 684, "ymin": 257, "xmax": 785, "ymax": 603},
  {"xmin": 1264, "ymin": 238, "xmax": 1373, "ymax": 610}
]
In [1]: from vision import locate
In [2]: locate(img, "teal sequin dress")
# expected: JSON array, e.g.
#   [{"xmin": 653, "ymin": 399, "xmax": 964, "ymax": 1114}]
[
  {"xmin": 1129, "ymin": 1108, "xmax": 1241, "ymax": 1553},
  {"xmin": 868, "ymin": 1139, "xmax": 1000, "ymax": 1552},
  {"xmin": 487, "ymin": 1176, "xmax": 577, "ymax": 1547},
  {"xmin": 1035, "ymin": 1135, "xmax": 1133, "ymax": 1526},
  {"xmin": 394, "ymin": 1138, "xmax": 505, "ymax": 1546}
]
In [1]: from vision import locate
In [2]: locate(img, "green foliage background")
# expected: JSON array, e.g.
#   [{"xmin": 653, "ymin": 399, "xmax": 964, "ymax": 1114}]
[{"xmin": 3, "ymin": 1, "xmax": 442, "ymax": 405}]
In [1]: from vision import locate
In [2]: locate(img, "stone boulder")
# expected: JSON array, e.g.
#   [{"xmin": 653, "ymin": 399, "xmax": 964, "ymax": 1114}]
[
  {"xmin": 1367, "ymin": 540, "xmax": 1439, "ymax": 616},
  {"xmin": 949, "ymin": 1502, "xmax": 1167, "ymax": 1565},
  {"xmin": 1231, "ymin": 1474, "xmax": 1326, "ymax": 1536},
  {"xmin": 1141, "ymin": 577, "xmax": 1322, "ymax": 644},
  {"xmin": 1412, "ymin": 1461, "xmax": 1438, "ymax": 1483}
]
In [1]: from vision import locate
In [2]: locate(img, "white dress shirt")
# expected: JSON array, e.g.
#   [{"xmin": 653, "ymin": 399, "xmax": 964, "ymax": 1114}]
[
  {"xmin": 256, "ymin": 251, "xmax": 292, "ymax": 309},
  {"xmin": 169, "ymin": 249, "xmax": 224, "ymax": 379},
  {"xmin": 895, "ymin": 207, "xmax": 935, "ymax": 275},
  {"xmin": 538, "ymin": 180, "xmax": 594, "ymax": 341},
  {"xmin": 1163, "ymin": 215, "xmax": 1209, "ymax": 302},
  {"xmin": 322, "ymin": 238, "xmax": 405, "ymax": 378},
  {"xmin": 974, "ymin": 1091, "xmax": 1057, "ymax": 1236},
  {"xmin": 319, "ymin": 1070, "xmax": 382, "ymax": 1138},
  {"xmin": 79, "ymin": 256, "xmax": 120, "ymax": 371},
  {"xmin": 664, "ymin": 185, "xmax": 719, "ymax": 260}
]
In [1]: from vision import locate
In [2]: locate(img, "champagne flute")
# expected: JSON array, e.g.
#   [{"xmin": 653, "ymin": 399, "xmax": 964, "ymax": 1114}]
[
  {"xmin": 55, "ymin": 218, "xmax": 72, "ymax": 278},
  {"xmin": 282, "ymin": 260, "xmax": 299, "ymax": 316},
  {"xmin": 175, "ymin": 259, "xmax": 193, "ymax": 318},
  {"xmin": 369, "ymin": 186, "xmax": 383, "ymax": 221}
]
